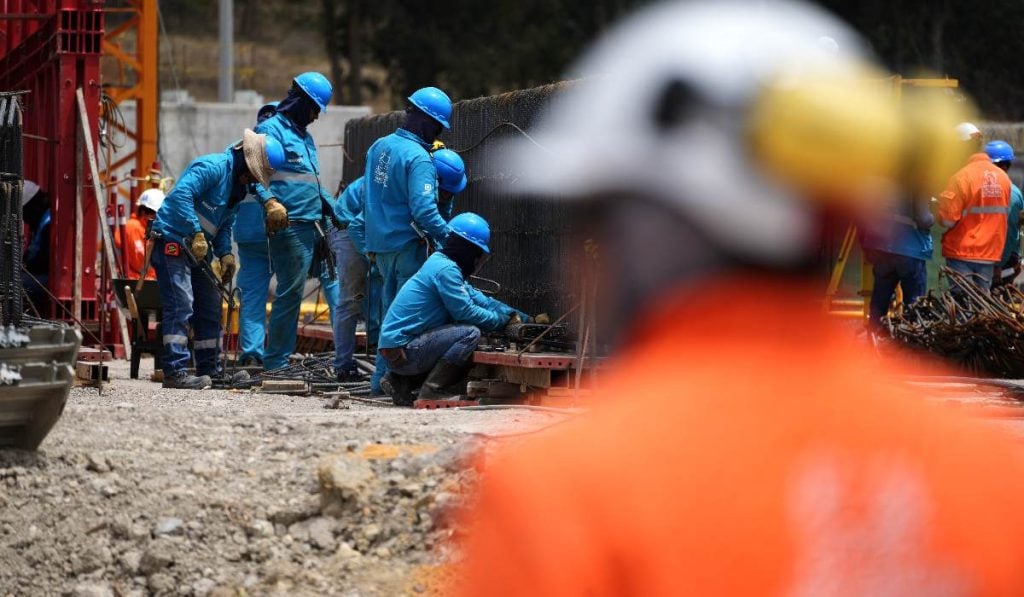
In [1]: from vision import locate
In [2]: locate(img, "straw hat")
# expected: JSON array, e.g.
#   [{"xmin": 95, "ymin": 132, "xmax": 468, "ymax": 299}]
[{"xmin": 241, "ymin": 128, "xmax": 274, "ymax": 189}]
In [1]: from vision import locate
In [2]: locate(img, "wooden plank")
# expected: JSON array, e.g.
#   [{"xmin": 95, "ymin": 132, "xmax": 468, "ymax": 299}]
[{"xmin": 76, "ymin": 88, "xmax": 132, "ymax": 361}]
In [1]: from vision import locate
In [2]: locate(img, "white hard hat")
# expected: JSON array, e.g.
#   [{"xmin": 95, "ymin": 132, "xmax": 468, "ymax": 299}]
[
  {"xmin": 508, "ymin": 0, "xmax": 967, "ymax": 265},
  {"xmin": 956, "ymin": 122, "xmax": 982, "ymax": 141},
  {"xmin": 138, "ymin": 188, "xmax": 165, "ymax": 212},
  {"xmin": 21, "ymin": 180, "xmax": 39, "ymax": 206}
]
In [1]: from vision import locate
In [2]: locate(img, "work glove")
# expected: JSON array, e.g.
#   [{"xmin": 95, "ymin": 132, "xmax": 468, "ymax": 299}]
[
  {"xmin": 532, "ymin": 313, "xmax": 551, "ymax": 325},
  {"xmin": 264, "ymin": 198, "xmax": 289, "ymax": 233},
  {"xmin": 219, "ymin": 254, "xmax": 236, "ymax": 284},
  {"xmin": 189, "ymin": 234, "xmax": 208, "ymax": 261}
]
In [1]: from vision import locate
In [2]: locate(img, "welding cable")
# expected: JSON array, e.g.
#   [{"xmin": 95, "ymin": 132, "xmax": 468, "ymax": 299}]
[
  {"xmin": 469, "ymin": 275, "xmax": 501, "ymax": 295},
  {"xmin": 449, "ymin": 121, "xmax": 552, "ymax": 156},
  {"xmin": 19, "ymin": 267, "xmax": 106, "ymax": 347}
]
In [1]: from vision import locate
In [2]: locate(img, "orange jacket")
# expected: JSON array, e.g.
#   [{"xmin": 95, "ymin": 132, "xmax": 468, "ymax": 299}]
[
  {"xmin": 938, "ymin": 153, "xmax": 1011, "ymax": 262},
  {"xmin": 116, "ymin": 214, "xmax": 154, "ymax": 280},
  {"xmin": 461, "ymin": 278, "xmax": 1024, "ymax": 596}
]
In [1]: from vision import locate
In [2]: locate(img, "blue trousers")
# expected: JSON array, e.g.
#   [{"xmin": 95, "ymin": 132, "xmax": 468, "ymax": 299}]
[
  {"xmin": 389, "ymin": 325, "xmax": 481, "ymax": 377},
  {"xmin": 328, "ymin": 228, "xmax": 367, "ymax": 371},
  {"xmin": 866, "ymin": 250, "xmax": 927, "ymax": 326},
  {"xmin": 238, "ymin": 238, "xmax": 338, "ymax": 365},
  {"xmin": 369, "ymin": 241, "xmax": 428, "ymax": 392},
  {"xmin": 237, "ymin": 241, "xmax": 271, "ymax": 363},
  {"xmin": 152, "ymin": 239, "xmax": 223, "ymax": 376},
  {"xmin": 264, "ymin": 222, "xmax": 317, "ymax": 370},
  {"xmin": 946, "ymin": 258, "xmax": 995, "ymax": 295}
]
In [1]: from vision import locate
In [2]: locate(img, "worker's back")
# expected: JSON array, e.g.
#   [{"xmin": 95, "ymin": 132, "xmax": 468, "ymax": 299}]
[
  {"xmin": 939, "ymin": 153, "xmax": 1011, "ymax": 262},
  {"xmin": 461, "ymin": 279, "xmax": 1024, "ymax": 596}
]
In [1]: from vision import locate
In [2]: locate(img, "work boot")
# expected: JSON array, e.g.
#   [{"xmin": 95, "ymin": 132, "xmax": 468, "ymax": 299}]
[
  {"xmin": 383, "ymin": 372, "xmax": 420, "ymax": 407},
  {"xmin": 417, "ymin": 360, "xmax": 469, "ymax": 401},
  {"xmin": 208, "ymin": 369, "xmax": 251, "ymax": 389},
  {"xmin": 162, "ymin": 370, "xmax": 212, "ymax": 390}
]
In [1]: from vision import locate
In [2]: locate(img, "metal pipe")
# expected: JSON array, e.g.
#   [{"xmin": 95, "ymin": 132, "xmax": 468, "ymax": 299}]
[{"xmin": 217, "ymin": 0, "xmax": 234, "ymax": 103}]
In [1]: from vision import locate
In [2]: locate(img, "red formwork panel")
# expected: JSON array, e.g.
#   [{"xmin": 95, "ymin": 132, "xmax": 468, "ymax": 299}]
[{"xmin": 0, "ymin": 1, "xmax": 104, "ymax": 322}]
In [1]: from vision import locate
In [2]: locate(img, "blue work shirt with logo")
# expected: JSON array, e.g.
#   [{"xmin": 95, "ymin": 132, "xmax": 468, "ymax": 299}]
[
  {"xmin": 252, "ymin": 112, "xmax": 329, "ymax": 223},
  {"xmin": 152, "ymin": 150, "xmax": 240, "ymax": 258}
]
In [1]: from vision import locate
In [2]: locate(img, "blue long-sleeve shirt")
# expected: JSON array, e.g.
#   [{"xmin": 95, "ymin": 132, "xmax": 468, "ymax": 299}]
[
  {"xmin": 379, "ymin": 252, "xmax": 524, "ymax": 349},
  {"xmin": 360, "ymin": 128, "xmax": 450, "ymax": 253},
  {"xmin": 152, "ymin": 150, "xmax": 240, "ymax": 258},
  {"xmin": 252, "ymin": 112, "xmax": 329, "ymax": 222}
]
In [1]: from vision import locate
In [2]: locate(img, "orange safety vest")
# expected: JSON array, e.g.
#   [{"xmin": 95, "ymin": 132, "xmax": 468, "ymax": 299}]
[
  {"xmin": 117, "ymin": 214, "xmax": 154, "ymax": 280},
  {"xmin": 938, "ymin": 153, "xmax": 1011, "ymax": 262},
  {"xmin": 460, "ymin": 278, "xmax": 1024, "ymax": 596}
]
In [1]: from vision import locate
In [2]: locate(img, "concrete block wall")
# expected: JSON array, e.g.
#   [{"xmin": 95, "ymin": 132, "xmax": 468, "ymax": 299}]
[{"xmin": 112, "ymin": 100, "xmax": 371, "ymax": 193}]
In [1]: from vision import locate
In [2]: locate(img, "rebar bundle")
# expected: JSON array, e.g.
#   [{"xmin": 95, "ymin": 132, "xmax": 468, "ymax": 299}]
[
  {"xmin": 0, "ymin": 92, "xmax": 24, "ymax": 327},
  {"xmin": 886, "ymin": 267, "xmax": 1024, "ymax": 377},
  {"xmin": 255, "ymin": 353, "xmax": 373, "ymax": 395}
]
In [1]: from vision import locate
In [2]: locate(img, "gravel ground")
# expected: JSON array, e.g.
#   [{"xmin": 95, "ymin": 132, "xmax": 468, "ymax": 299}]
[{"xmin": 0, "ymin": 360, "xmax": 559, "ymax": 596}]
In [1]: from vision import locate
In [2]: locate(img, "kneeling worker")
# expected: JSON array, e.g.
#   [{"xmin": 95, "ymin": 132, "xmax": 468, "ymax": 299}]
[
  {"xmin": 152, "ymin": 129, "xmax": 285, "ymax": 389},
  {"xmin": 378, "ymin": 213, "xmax": 527, "ymax": 406}
]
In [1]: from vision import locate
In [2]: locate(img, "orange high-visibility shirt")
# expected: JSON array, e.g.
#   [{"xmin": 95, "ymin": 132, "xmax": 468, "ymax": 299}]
[
  {"xmin": 118, "ymin": 214, "xmax": 153, "ymax": 280},
  {"xmin": 461, "ymin": 278, "xmax": 1024, "ymax": 596},
  {"xmin": 938, "ymin": 153, "xmax": 1011, "ymax": 262}
]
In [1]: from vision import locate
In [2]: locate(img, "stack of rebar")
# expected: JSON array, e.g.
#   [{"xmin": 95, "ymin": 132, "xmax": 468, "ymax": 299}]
[
  {"xmin": 0, "ymin": 92, "xmax": 23, "ymax": 327},
  {"xmin": 886, "ymin": 267, "xmax": 1024, "ymax": 377}
]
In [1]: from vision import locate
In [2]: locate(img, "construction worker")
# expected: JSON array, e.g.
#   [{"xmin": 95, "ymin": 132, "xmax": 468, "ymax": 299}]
[
  {"xmin": 20, "ymin": 180, "xmax": 50, "ymax": 311},
  {"xmin": 859, "ymin": 191, "xmax": 933, "ymax": 327},
  {"xmin": 117, "ymin": 188, "xmax": 164, "ymax": 280},
  {"xmin": 938, "ymin": 123, "xmax": 1011, "ymax": 292},
  {"xmin": 327, "ymin": 176, "xmax": 369, "ymax": 382},
  {"xmin": 252, "ymin": 72, "xmax": 336, "ymax": 371},
  {"xmin": 235, "ymin": 102, "xmax": 279, "ymax": 366},
  {"xmin": 459, "ymin": 2, "xmax": 1024, "ymax": 594},
  {"xmin": 378, "ymin": 213, "xmax": 526, "ymax": 406},
  {"xmin": 236, "ymin": 100, "xmax": 340, "ymax": 367},
  {"xmin": 152, "ymin": 129, "xmax": 285, "ymax": 389},
  {"xmin": 985, "ymin": 140, "xmax": 1024, "ymax": 287},
  {"xmin": 349, "ymin": 87, "xmax": 455, "ymax": 394},
  {"xmin": 344, "ymin": 147, "xmax": 468, "ymax": 384}
]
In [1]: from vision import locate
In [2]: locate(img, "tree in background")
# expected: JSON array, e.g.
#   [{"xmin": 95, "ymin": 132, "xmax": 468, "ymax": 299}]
[{"xmin": 155, "ymin": 0, "xmax": 1024, "ymax": 119}]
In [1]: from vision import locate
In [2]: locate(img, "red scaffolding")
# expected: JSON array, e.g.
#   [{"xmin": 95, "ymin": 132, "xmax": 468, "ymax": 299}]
[{"xmin": 0, "ymin": 0, "xmax": 104, "ymax": 325}]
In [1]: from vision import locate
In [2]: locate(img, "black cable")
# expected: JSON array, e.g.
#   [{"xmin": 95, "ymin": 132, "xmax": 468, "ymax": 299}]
[
  {"xmin": 20, "ymin": 266, "xmax": 105, "ymax": 346},
  {"xmin": 448, "ymin": 121, "xmax": 551, "ymax": 155}
]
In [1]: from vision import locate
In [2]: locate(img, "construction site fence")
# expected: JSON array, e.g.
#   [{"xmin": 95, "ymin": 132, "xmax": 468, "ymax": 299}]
[
  {"xmin": 0, "ymin": 92, "xmax": 23, "ymax": 327},
  {"xmin": 341, "ymin": 83, "xmax": 579, "ymax": 319}
]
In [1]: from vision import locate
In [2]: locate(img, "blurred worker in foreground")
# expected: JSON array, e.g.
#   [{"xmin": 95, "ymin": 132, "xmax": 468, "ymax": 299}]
[
  {"xmin": 377, "ymin": 213, "xmax": 526, "ymax": 406},
  {"xmin": 152, "ymin": 130, "xmax": 284, "ymax": 389},
  {"xmin": 349, "ymin": 86, "xmax": 455, "ymax": 394},
  {"xmin": 253, "ymin": 72, "xmax": 336, "ymax": 371},
  {"xmin": 985, "ymin": 140, "xmax": 1024, "ymax": 287},
  {"xmin": 461, "ymin": 1, "xmax": 1024, "ymax": 594},
  {"xmin": 117, "ymin": 188, "xmax": 164, "ymax": 280},
  {"xmin": 938, "ymin": 123, "xmax": 1011, "ymax": 293}
]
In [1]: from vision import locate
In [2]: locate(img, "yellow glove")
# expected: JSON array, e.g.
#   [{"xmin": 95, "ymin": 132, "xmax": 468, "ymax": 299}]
[
  {"xmin": 264, "ymin": 198, "xmax": 289, "ymax": 233},
  {"xmin": 219, "ymin": 254, "xmax": 236, "ymax": 283},
  {"xmin": 189, "ymin": 234, "xmax": 208, "ymax": 261},
  {"xmin": 533, "ymin": 313, "xmax": 551, "ymax": 325},
  {"xmin": 431, "ymin": 140, "xmax": 446, "ymax": 152}
]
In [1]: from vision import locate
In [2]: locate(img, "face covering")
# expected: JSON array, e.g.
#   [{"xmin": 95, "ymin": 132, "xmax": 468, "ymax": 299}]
[
  {"xmin": 402, "ymin": 107, "xmax": 443, "ymax": 145},
  {"xmin": 276, "ymin": 85, "xmax": 319, "ymax": 131},
  {"xmin": 229, "ymin": 146, "xmax": 249, "ymax": 208},
  {"xmin": 441, "ymin": 234, "xmax": 484, "ymax": 278}
]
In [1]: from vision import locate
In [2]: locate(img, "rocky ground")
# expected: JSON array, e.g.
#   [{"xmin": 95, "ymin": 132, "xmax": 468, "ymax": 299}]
[{"xmin": 0, "ymin": 361, "xmax": 561, "ymax": 596}]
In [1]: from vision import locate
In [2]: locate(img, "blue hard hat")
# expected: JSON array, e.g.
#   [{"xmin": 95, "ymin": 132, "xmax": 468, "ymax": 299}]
[
  {"xmin": 986, "ymin": 140, "xmax": 1015, "ymax": 164},
  {"xmin": 408, "ymin": 87, "xmax": 453, "ymax": 129},
  {"xmin": 257, "ymin": 101, "xmax": 279, "ymax": 124},
  {"xmin": 265, "ymin": 135, "xmax": 286, "ymax": 171},
  {"xmin": 449, "ymin": 212, "xmax": 490, "ymax": 253},
  {"xmin": 293, "ymin": 72, "xmax": 333, "ymax": 112},
  {"xmin": 433, "ymin": 148, "xmax": 468, "ymax": 194}
]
